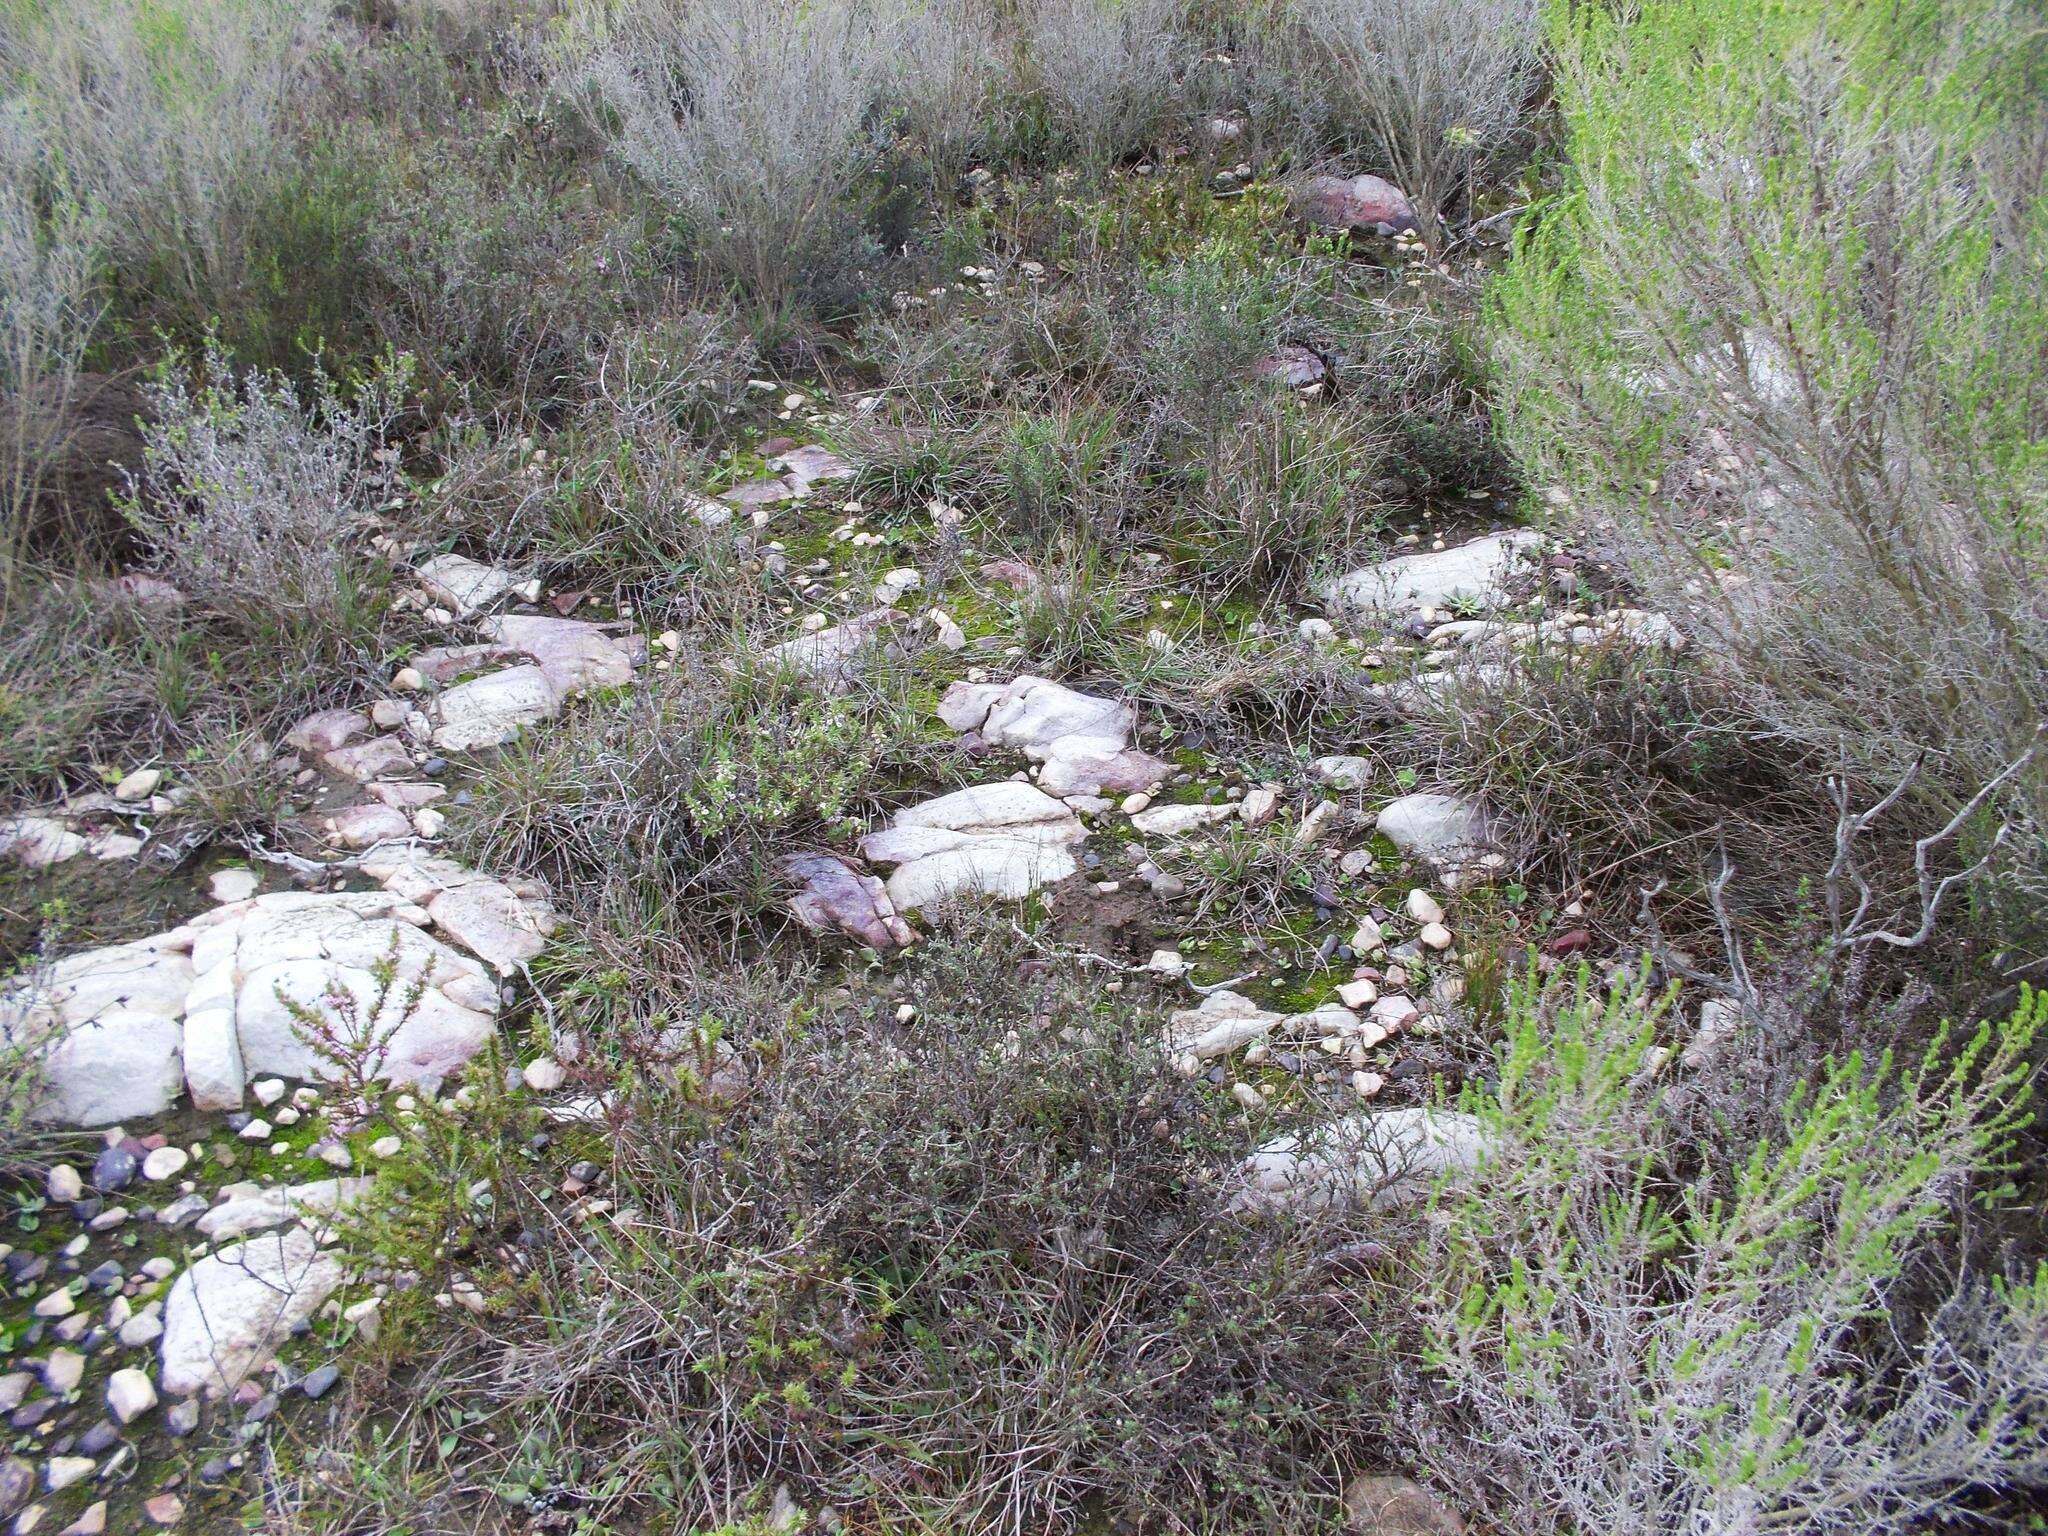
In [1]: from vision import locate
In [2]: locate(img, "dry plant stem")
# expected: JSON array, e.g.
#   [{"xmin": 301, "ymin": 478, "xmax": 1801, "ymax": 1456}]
[{"xmin": 1825, "ymin": 725, "xmax": 2045, "ymax": 952}]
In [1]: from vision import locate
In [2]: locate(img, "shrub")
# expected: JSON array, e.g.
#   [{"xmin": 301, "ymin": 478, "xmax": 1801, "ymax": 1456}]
[
  {"xmin": 122, "ymin": 339, "xmax": 411, "ymax": 649},
  {"xmin": 1293, "ymin": 0, "xmax": 1544, "ymax": 240},
  {"xmin": 455, "ymin": 655, "xmax": 941, "ymax": 928},
  {"xmin": 363, "ymin": 123, "xmax": 651, "ymax": 409},
  {"xmin": 0, "ymin": 179, "xmax": 106, "ymax": 581},
  {"xmin": 1489, "ymin": 0, "xmax": 2048, "ymax": 885},
  {"xmin": 323, "ymin": 921, "xmax": 1397, "ymax": 1533},
  {"xmin": 417, "ymin": 308, "xmax": 766, "ymax": 609},
  {"xmin": 1115, "ymin": 248, "xmax": 1388, "ymax": 592},
  {"xmin": 568, "ymin": 0, "xmax": 911, "ymax": 309},
  {"xmin": 1411, "ymin": 967, "xmax": 2048, "ymax": 1534},
  {"xmin": 1017, "ymin": 0, "xmax": 1191, "ymax": 170},
  {"xmin": 0, "ymin": 0, "xmax": 373, "ymax": 365}
]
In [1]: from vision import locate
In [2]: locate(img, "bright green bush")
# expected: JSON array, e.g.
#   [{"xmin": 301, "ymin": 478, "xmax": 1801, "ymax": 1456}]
[
  {"xmin": 1415, "ymin": 967, "xmax": 2048, "ymax": 1533},
  {"xmin": 1488, "ymin": 0, "xmax": 2048, "ymax": 848}
]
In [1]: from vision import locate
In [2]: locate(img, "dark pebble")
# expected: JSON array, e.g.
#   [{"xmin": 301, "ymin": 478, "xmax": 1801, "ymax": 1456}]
[
  {"xmin": 1387, "ymin": 1056, "xmax": 1426, "ymax": 1082},
  {"xmin": 10, "ymin": 1399, "xmax": 57, "ymax": 1430},
  {"xmin": 299, "ymin": 1364, "xmax": 341, "ymax": 1402},
  {"xmin": 8, "ymin": 1253, "xmax": 46, "ymax": 1285},
  {"xmin": 224, "ymin": 1112, "xmax": 252, "ymax": 1133},
  {"xmin": 0, "ymin": 1457, "xmax": 32, "ymax": 1516},
  {"xmin": 246, "ymin": 1394, "xmax": 280, "ymax": 1425},
  {"xmin": 76, "ymin": 1421, "xmax": 122, "ymax": 1457},
  {"xmin": 421, "ymin": 757, "xmax": 448, "ymax": 776},
  {"xmin": 92, "ymin": 1146, "xmax": 138, "ymax": 1193},
  {"xmin": 85, "ymin": 1262, "xmax": 123, "ymax": 1292},
  {"xmin": 567, "ymin": 1161, "xmax": 600, "ymax": 1185},
  {"xmin": 527, "ymin": 1134, "xmax": 552, "ymax": 1153},
  {"xmin": 1082, "ymin": 851, "xmax": 1101, "ymax": 870},
  {"xmin": 198, "ymin": 1458, "xmax": 232, "ymax": 1487}
]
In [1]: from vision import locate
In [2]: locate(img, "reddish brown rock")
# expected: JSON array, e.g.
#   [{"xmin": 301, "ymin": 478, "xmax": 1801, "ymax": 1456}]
[
  {"xmin": 1302, "ymin": 174, "xmax": 1419, "ymax": 235},
  {"xmin": 782, "ymin": 853, "xmax": 916, "ymax": 951},
  {"xmin": 1253, "ymin": 344, "xmax": 1328, "ymax": 387},
  {"xmin": 284, "ymin": 708, "xmax": 370, "ymax": 755}
]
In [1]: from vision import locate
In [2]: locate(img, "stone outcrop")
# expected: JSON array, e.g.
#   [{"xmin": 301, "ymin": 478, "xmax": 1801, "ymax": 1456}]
[{"xmin": 859, "ymin": 782, "xmax": 1086, "ymax": 911}]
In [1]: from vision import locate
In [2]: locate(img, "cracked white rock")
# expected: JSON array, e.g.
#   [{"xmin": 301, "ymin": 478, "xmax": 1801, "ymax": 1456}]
[
  {"xmin": 428, "ymin": 664, "xmax": 557, "ymax": 752},
  {"xmin": 323, "ymin": 803, "xmax": 413, "ymax": 850},
  {"xmin": 859, "ymin": 782, "xmax": 1085, "ymax": 911},
  {"xmin": 159, "ymin": 1226, "xmax": 344, "ymax": 1396},
  {"xmin": 1234, "ymin": 1108, "xmax": 1491, "ymax": 1212},
  {"xmin": 1376, "ymin": 793, "xmax": 1497, "ymax": 871},
  {"xmin": 425, "ymin": 619, "xmax": 641, "ymax": 751},
  {"xmin": 416, "ymin": 554, "xmax": 522, "ymax": 619},
  {"xmin": 480, "ymin": 614, "xmax": 639, "ymax": 695},
  {"xmin": 1165, "ymin": 990, "xmax": 1283, "ymax": 1059},
  {"xmin": 765, "ymin": 608, "xmax": 900, "ymax": 692},
  {"xmin": 1322, "ymin": 531, "xmax": 1540, "ymax": 621},
  {"xmin": 360, "ymin": 849, "xmax": 558, "ymax": 975},
  {"xmin": 208, "ymin": 869, "xmax": 260, "ymax": 903},
  {"xmin": 1312, "ymin": 755, "xmax": 1375, "ymax": 791},
  {"xmin": 1130, "ymin": 802, "xmax": 1239, "ymax": 838},
  {"xmin": 2, "ymin": 934, "xmax": 192, "ymax": 1123},
  {"xmin": 184, "ymin": 891, "xmax": 498, "ymax": 1086},
  {"xmin": 12, "ymin": 884, "xmax": 516, "ymax": 1125},
  {"xmin": 938, "ymin": 675, "xmax": 1170, "ymax": 797},
  {"xmin": 195, "ymin": 1177, "xmax": 371, "ymax": 1244},
  {"xmin": 323, "ymin": 734, "xmax": 415, "ymax": 782},
  {"xmin": 767, "ymin": 444, "xmax": 855, "ymax": 492},
  {"xmin": 285, "ymin": 708, "xmax": 370, "ymax": 755},
  {"xmin": 0, "ymin": 814, "xmax": 85, "ymax": 868}
]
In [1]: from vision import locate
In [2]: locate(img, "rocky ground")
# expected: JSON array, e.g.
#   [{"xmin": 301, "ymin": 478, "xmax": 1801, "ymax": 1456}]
[{"xmin": 0, "ymin": 384, "xmax": 1697, "ymax": 1534}]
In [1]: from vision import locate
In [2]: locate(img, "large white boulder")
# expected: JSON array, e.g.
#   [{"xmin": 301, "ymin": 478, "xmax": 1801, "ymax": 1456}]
[
  {"xmin": 1235, "ymin": 1108, "xmax": 1491, "ymax": 1212},
  {"xmin": 937, "ymin": 676, "xmax": 1171, "ymax": 797},
  {"xmin": 3, "ymin": 935, "xmax": 193, "ymax": 1124},
  {"xmin": 9, "ymin": 880, "xmax": 522, "ymax": 1123},
  {"xmin": 188, "ymin": 892, "xmax": 497, "ymax": 1084},
  {"xmin": 1375, "ymin": 793, "xmax": 1495, "ymax": 868},
  {"xmin": 159, "ymin": 1227, "xmax": 344, "ymax": 1396},
  {"xmin": 1323, "ymin": 531, "xmax": 1540, "ymax": 621},
  {"xmin": 859, "ymin": 783, "xmax": 1085, "ymax": 911},
  {"xmin": 429, "ymin": 664, "xmax": 559, "ymax": 752},
  {"xmin": 360, "ymin": 849, "xmax": 557, "ymax": 976}
]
